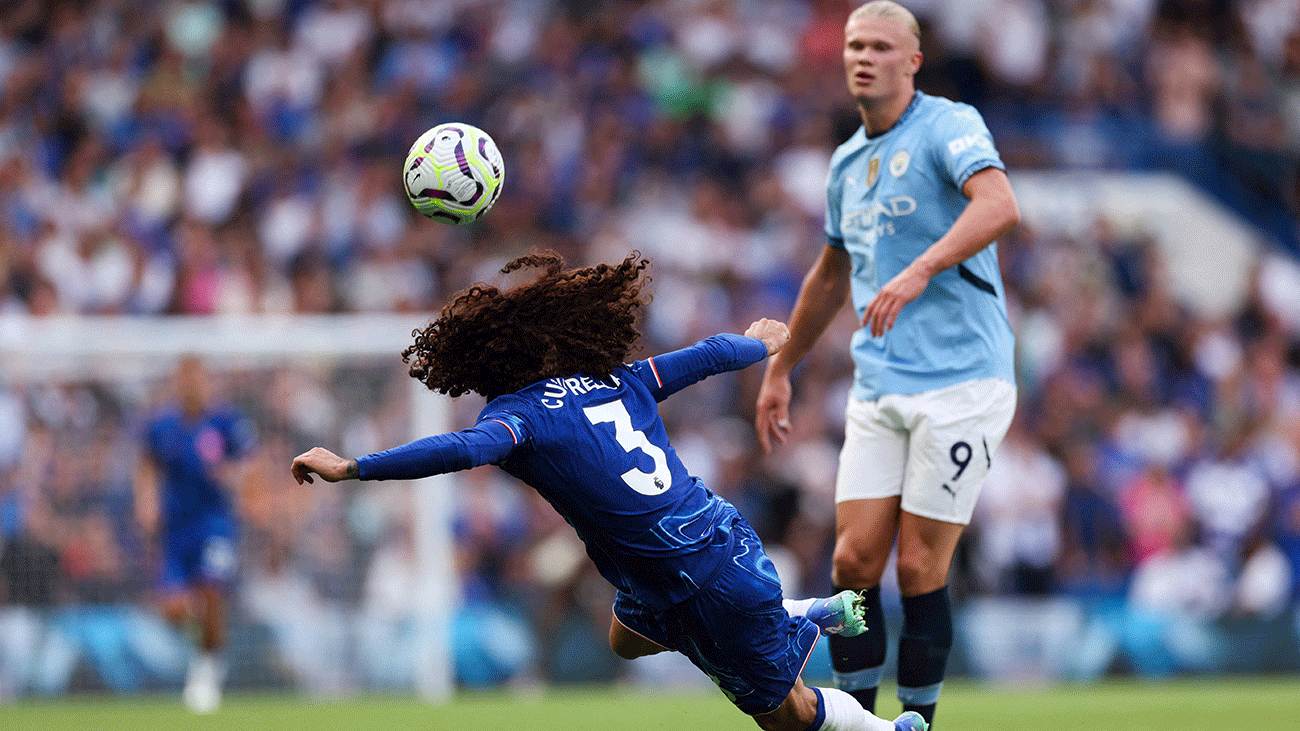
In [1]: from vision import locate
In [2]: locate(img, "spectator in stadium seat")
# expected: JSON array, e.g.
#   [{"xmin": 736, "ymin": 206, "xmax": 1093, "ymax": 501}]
[
  {"xmin": 1057, "ymin": 436, "xmax": 1130, "ymax": 601},
  {"xmin": 1118, "ymin": 461, "xmax": 1192, "ymax": 566},
  {"xmin": 134, "ymin": 356, "xmax": 255, "ymax": 712},
  {"xmin": 755, "ymin": 3, "xmax": 1019, "ymax": 726},
  {"xmin": 1069, "ymin": 513, "xmax": 1228, "ymax": 680},
  {"xmin": 0, "ymin": 527, "xmax": 63, "ymax": 697},
  {"xmin": 356, "ymin": 518, "xmax": 420, "ymax": 690},
  {"xmin": 1123, "ymin": 515, "xmax": 1229, "ymax": 676},
  {"xmin": 1275, "ymin": 478, "xmax": 1300, "ymax": 606},
  {"xmin": 241, "ymin": 535, "xmax": 352, "ymax": 695},
  {"xmin": 970, "ymin": 414, "xmax": 1065, "ymax": 596}
]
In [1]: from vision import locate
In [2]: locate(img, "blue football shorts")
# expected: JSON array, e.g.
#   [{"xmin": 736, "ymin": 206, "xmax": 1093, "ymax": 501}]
[
  {"xmin": 160, "ymin": 513, "xmax": 237, "ymax": 591},
  {"xmin": 613, "ymin": 517, "xmax": 820, "ymax": 715}
]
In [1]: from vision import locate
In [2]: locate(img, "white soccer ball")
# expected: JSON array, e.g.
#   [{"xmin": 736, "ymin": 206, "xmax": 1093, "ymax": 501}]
[{"xmin": 403, "ymin": 123, "xmax": 505, "ymax": 225}]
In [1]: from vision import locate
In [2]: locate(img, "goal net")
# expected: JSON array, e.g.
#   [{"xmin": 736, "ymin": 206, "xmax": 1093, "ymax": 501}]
[{"xmin": 0, "ymin": 313, "xmax": 456, "ymax": 700}]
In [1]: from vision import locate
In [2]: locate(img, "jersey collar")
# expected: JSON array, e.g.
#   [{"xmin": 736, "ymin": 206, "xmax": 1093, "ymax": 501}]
[{"xmin": 864, "ymin": 90, "xmax": 922, "ymax": 140}]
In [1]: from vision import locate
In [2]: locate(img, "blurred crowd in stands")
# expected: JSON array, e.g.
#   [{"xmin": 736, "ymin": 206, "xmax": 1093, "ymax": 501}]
[{"xmin": 2, "ymin": 0, "xmax": 1300, "ymax": 695}]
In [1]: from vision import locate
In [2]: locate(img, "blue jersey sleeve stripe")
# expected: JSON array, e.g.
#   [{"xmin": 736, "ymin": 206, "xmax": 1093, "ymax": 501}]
[
  {"xmin": 809, "ymin": 687, "xmax": 826, "ymax": 731},
  {"xmin": 647, "ymin": 357, "xmax": 664, "ymax": 388},
  {"xmin": 488, "ymin": 418, "xmax": 519, "ymax": 445},
  {"xmin": 642, "ymin": 334, "xmax": 767, "ymax": 400}
]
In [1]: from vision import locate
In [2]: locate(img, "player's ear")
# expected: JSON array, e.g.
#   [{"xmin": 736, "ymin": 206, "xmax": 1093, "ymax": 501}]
[{"xmin": 910, "ymin": 51, "xmax": 923, "ymax": 75}]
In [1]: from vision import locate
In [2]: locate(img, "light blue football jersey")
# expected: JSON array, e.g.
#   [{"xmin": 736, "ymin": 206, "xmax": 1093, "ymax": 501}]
[{"xmin": 825, "ymin": 91, "xmax": 1016, "ymax": 400}]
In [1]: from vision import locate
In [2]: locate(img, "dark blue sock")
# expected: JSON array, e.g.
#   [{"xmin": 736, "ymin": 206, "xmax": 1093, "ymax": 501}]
[
  {"xmin": 828, "ymin": 585, "xmax": 884, "ymax": 712},
  {"xmin": 806, "ymin": 686, "xmax": 826, "ymax": 731},
  {"xmin": 898, "ymin": 586, "xmax": 952, "ymax": 727}
]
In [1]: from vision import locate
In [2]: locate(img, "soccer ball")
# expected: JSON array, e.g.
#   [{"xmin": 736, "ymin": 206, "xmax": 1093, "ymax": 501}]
[{"xmin": 403, "ymin": 123, "xmax": 505, "ymax": 224}]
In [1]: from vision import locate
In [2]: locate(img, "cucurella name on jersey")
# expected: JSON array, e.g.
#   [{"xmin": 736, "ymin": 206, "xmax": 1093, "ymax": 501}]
[{"xmin": 538, "ymin": 373, "xmax": 622, "ymax": 408}]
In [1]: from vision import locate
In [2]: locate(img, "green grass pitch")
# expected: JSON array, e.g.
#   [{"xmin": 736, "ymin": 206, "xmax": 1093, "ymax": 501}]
[{"xmin": 7, "ymin": 677, "xmax": 1299, "ymax": 730}]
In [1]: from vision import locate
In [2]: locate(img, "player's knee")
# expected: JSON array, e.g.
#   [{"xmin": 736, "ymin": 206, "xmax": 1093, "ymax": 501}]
[
  {"xmin": 895, "ymin": 552, "xmax": 946, "ymax": 595},
  {"xmin": 831, "ymin": 542, "xmax": 886, "ymax": 589},
  {"xmin": 608, "ymin": 626, "xmax": 657, "ymax": 660},
  {"xmin": 613, "ymin": 641, "xmax": 662, "ymax": 660},
  {"xmin": 609, "ymin": 637, "xmax": 642, "ymax": 660},
  {"xmin": 608, "ymin": 628, "xmax": 631, "ymax": 659}
]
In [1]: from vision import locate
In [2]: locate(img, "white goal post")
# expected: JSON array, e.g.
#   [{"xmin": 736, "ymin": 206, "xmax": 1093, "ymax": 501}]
[{"xmin": 0, "ymin": 313, "xmax": 457, "ymax": 702}]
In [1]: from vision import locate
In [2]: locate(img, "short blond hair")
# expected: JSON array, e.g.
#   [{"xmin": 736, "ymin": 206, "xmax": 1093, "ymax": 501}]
[{"xmin": 848, "ymin": 1, "xmax": 921, "ymax": 41}]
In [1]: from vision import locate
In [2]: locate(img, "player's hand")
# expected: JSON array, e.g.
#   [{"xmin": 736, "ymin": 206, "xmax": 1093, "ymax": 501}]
[
  {"xmin": 291, "ymin": 447, "xmax": 358, "ymax": 484},
  {"xmin": 744, "ymin": 318, "xmax": 790, "ymax": 356},
  {"xmin": 862, "ymin": 266, "xmax": 929, "ymax": 338},
  {"xmin": 755, "ymin": 366, "xmax": 793, "ymax": 453}
]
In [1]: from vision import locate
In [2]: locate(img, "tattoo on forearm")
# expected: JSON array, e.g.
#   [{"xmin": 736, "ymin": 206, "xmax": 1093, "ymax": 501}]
[{"xmin": 345, "ymin": 459, "xmax": 359, "ymax": 480}]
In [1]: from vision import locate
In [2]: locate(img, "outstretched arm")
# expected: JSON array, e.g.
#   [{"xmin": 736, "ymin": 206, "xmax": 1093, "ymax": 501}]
[
  {"xmin": 291, "ymin": 418, "xmax": 522, "ymax": 484},
  {"xmin": 632, "ymin": 319, "xmax": 789, "ymax": 401}
]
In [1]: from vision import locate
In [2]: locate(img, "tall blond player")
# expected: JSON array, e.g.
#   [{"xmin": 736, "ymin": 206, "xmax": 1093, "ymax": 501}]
[{"xmin": 756, "ymin": 3, "xmax": 1021, "ymax": 727}]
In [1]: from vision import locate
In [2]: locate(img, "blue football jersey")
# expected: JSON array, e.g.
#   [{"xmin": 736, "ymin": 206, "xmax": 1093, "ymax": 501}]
[
  {"xmin": 357, "ymin": 333, "xmax": 770, "ymax": 610},
  {"xmin": 825, "ymin": 91, "xmax": 1016, "ymax": 399},
  {"xmin": 144, "ymin": 406, "xmax": 256, "ymax": 529}
]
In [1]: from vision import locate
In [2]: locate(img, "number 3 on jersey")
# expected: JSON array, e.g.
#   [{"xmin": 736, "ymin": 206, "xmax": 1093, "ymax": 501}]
[{"xmin": 583, "ymin": 399, "xmax": 671, "ymax": 495}]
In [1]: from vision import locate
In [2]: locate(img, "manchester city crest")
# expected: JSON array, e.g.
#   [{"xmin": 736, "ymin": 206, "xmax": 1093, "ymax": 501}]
[{"xmin": 889, "ymin": 149, "xmax": 910, "ymax": 177}]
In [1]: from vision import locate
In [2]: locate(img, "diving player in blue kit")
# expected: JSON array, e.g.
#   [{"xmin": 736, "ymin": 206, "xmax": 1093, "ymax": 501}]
[
  {"xmin": 291, "ymin": 251, "xmax": 927, "ymax": 731},
  {"xmin": 136, "ymin": 355, "xmax": 255, "ymax": 713}
]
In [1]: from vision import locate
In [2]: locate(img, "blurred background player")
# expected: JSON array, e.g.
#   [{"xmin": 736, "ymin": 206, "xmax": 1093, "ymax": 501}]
[
  {"xmin": 290, "ymin": 251, "xmax": 926, "ymax": 731},
  {"xmin": 135, "ymin": 355, "xmax": 256, "ymax": 713},
  {"xmin": 756, "ymin": 2, "xmax": 1020, "ymax": 727}
]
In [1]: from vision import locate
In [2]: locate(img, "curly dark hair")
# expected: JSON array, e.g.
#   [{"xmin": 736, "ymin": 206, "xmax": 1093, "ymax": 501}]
[{"xmin": 402, "ymin": 250, "xmax": 652, "ymax": 401}]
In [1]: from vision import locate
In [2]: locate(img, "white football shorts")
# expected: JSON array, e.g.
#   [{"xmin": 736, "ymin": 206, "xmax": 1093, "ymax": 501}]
[{"xmin": 835, "ymin": 377, "xmax": 1016, "ymax": 525}]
